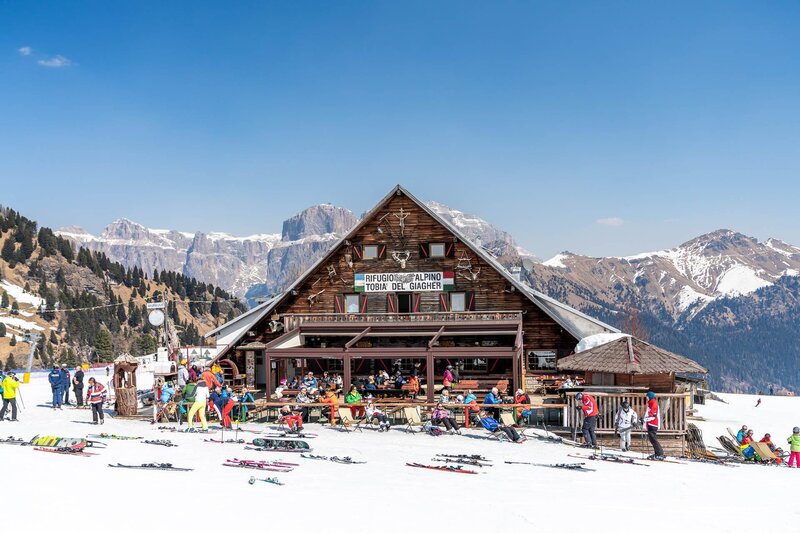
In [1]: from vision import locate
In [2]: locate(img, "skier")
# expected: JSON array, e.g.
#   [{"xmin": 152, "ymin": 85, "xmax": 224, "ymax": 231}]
[
  {"xmin": 575, "ymin": 392, "xmax": 599, "ymax": 448},
  {"xmin": 209, "ymin": 386, "xmax": 226, "ymax": 424},
  {"xmin": 279, "ymin": 405, "xmax": 303, "ymax": 433},
  {"xmin": 431, "ymin": 403, "xmax": 460, "ymax": 434},
  {"xmin": 48, "ymin": 365, "xmax": 62, "ymax": 409},
  {"xmin": 60, "ymin": 364, "xmax": 71, "ymax": 405},
  {"xmin": 187, "ymin": 381, "xmax": 209, "ymax": 431},
  {"xmin": 479, "ymin": 410, "xmax": 521, "ymax": 442},
  {"xmin": 0, "ymin": 371, "xmax": 20, "ymax": 421},
  {"xmin": 442, "ymin": 365, "xmax": 454, "ymax": 391},
  {"xmin": 484, "ymin": 387, "xmax": 503, "ymax": 420},
  {"xmin": 755, "ymin": 397, "xmax": 761, "ymax": 408},
  {"xmin": 73, "ymin": 366, "xmax": 85, "ymax": 407},
  {"xmin": 85, "ymin": 377, "xmax": 107, "ymax": 425},
  {"xmin": 614, "ymin": 401, "xmax": 639, "ymax": 451},
  {"xmin": 787, "ymin": 427, "xmax": 800, "ymax": 468},
  {"xmin": 177, "ymin": 360, "xmax": 189, "ymax": 388},
  {"xmin": 642, "ymin": 391, "xmax": 665, "ymax": 459},
  {"xmin": 365, "ymin": 400, "xmax": 391, "ymax": 431}
]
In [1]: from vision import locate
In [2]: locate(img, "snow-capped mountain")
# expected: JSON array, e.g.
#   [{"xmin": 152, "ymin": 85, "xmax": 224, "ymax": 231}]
[{"xmin": 531, "ymin": 229, "xmax": 800, "ymax": 322}]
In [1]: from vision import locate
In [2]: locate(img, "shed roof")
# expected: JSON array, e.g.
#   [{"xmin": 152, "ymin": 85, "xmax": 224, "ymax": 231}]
[{"xmin": 556, "ymin": 336, "xmax": 707, "ymax": 375}]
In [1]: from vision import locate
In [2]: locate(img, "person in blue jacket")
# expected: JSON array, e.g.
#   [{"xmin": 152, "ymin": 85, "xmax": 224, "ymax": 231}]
[
  {"xmin": 236, "ymin": 387, "xmax": 256, "ymax": 423},
  {"xmin": 479, "ymin": 410, "xmax": 522, "ymax": 442},
  {"xmin": 209, "ymin": 386, "xmax": 226, "ymax": 422},
  {"xmin": 48, "ymin": 365, "xmax": 62, "ymax": 409},
  {"xmin": 59, "ymin": 364, "xmax": 72, "ymax": 405},
  {"xmin": 160, "ymin": 381, "xmax": 176, "ymax": 404},
  {"xmin": 484, "ymin": 387, "xmax": 503, "ymax": 420}
]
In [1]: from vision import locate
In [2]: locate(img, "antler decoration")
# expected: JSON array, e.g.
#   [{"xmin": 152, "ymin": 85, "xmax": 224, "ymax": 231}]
[
  {"xmin": 457, "ymin": 267, "xmax": 481, "ymax": 281},
  {"xmin": 307, "ymin": 289, "xmax": 326, "ymax": 308},
  {"xmin": 391, "ymin": 250, "xmax": 411, "ymax": 269}
]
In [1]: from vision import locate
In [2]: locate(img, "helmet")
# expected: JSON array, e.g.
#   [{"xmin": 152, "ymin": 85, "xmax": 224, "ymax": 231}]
[
  {"xmin": 180, "ymin": 359, "xmax": 187, "ymax": 365},
  {"xmin": 794, "ymin": 427, "xmax": 800, "ymax": 433},
  {"xmin": 575, "ymin": 392, "xmax": 583, "ymax": 400},
  {"xmin": 621, "ymin": 401, "xmax": 630, "ymax": 410},
  {"xmin": 646, "ymin": 391, "xmax": 655, "ymax": 400}
]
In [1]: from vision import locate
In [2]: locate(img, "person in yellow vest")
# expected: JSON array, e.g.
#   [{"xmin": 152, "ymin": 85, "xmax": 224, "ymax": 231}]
[{"xmin": 1, "ymin": 371, "xmax": 20, "ymax": 421}]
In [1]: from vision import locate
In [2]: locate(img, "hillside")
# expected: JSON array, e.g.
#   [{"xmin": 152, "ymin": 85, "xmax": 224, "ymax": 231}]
[{"xmin": 0, "ymin": 207, "xmax": 246, "ymax": 370}]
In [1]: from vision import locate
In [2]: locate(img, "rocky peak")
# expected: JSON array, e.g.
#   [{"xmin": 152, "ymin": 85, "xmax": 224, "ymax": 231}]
[{"xmin": 281, "ymin": 204, "xmax": 357, "ymax": 241}]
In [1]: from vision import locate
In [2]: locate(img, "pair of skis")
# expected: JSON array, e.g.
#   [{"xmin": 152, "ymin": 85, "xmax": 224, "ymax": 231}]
[
  {"xmin": 406, "ymin": 462, "xmax": 480, "ymax": 474},
  {"xmin": 300, "ymin": 454, "xmax": 366, "ymax": 464},
  {"xmin": 432, "ymin": 457, "xmax": 491, "ymax": 467},
  {"xmin": 204, "ymin": 438, "xmax": 245, "ymax": 444},
  {"xmin": 87, "ymin": 433, "xmax": 142, "ymax": 440},
  {"xmin": 143, "ymin": 439, "xmax": 177, "ymax": 447},
  {"xmin": 249, "ymin": 476, "xmax": 283, "ymax": 486},
  {"xmin": 568, "ymin": 452, "xmax": 650, "ymax": 466},
  {"xmin": 34, "ymin": 446, "xmax": 97, "ymax": 457},
  {"xmin": 224, "ymin": 458, "xmax": 295, "ymax": 472},
  {"xmin": 505, "ymin": 460, "xmax": 595, "ymax": 472},
  {"xmin": 109, "ymin": 463, "xmax": 192, "ymax": 471}
]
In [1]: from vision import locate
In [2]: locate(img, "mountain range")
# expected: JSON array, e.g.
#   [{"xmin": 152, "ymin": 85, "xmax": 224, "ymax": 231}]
[{"xmin": 56, "ymin": 203, "xmax": 800, "ymax": 393}]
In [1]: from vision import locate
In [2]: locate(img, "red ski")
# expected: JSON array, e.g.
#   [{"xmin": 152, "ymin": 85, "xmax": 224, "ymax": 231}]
[
  {"xmin": 34, "ymin": 446, "xmax": 96, "ymax": 457},
  {"xmin": 405, "ymin": 462, "xmax": 478, "ymax": 474}
]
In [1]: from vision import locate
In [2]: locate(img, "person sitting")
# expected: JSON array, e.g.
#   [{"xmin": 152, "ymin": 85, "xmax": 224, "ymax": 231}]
[
  {"xmin": 736, "ymin": 425, "xmax": 748, "ymax": 444},
  {"xmin": 160, "ymin": 381, "xmax": 176, "ymax": 405},
  {"xmin": 439, "ymin": 389, "xmax": 452, "ymax": 405},
  {"xmin": 345, "ymin": 385, "xmax": 365, "ymax": 418},
  {"xmin": 364, "ymin": 376, "xmax": 378, "ymax": 392},
  {"xmin": 321, "ymin": 371, "xmax": 333, "ymax": 389},
  {"xmin": 431, "ymin": 403, "xmax": 460, "ymax": 434},
  {"xmin": 513, "ymin": 388, "xmax": 531, "ymax": 425},
  {"xmin": 303, "ymin": 372, "xmax": 318, "ymax": 390},
  {"xmin": 295, "ymin": 387, "xmax": 312, "ymax": 421},
  {"xmin": 320, "ymin": 386, "xmax": 339, "ymax": 425},
  {"xmin": 273, "ymin": 378, "xmax": 289, "ymax": 400},
  {"xmin": 365, "ymin": 400, "xmax": 391, "ymax": 432},
  {"xmin": 376, "ymin": 370, "xmax": 390, "ymax": 386},
  {"xmin": 741, "ymin": 429, "xmax": 755, "ymax": 447},
  {"xmin": 478, "ymin": 410, "xmax": 521, "ymax": 442},
  {"xmin": 484, "ymin": 387, "xmax": 503, "ymax": 420},
  {"xmin": 759, "ymin": 433, "xmax": 784, "ymax": 463},
  {"xmin": 279, "ymin": 405, "xmax": 304, "ymax": 433},
  {"xmin": 463, "ymin": 390, "xmax": 480, "ymax": 424},
  {"xmin": 394, "ymin": 371, "xmax": 406, "ymax": 387},
  {"xmin": 237, "ymin": 387, "xmax": 256, "ymax": 423},
  {"xmin": 406, "ymin": 375, "xmax": 420, "ymax": 397},
  {"xmin": 333, "ymin": 374, "xmax": 343, "ymax": 389},
  {"xmin": 289, "ymin": 376, "xmax": 300, "ymax": 390}
]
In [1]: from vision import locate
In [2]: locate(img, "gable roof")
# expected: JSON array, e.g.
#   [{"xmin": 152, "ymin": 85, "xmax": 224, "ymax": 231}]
[
  {"xmin": 557, "ymin": 336, "xmax": 708, "ymax": 375},
  {"xmin": 205, "ymin": 185, "xmax": 618, "ymax": 353}
]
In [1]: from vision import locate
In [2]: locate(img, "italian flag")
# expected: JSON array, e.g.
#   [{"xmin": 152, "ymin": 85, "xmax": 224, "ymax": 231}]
[{"xmin": 443, "ymin": 271, "xmax": 455, "ymax": 291}]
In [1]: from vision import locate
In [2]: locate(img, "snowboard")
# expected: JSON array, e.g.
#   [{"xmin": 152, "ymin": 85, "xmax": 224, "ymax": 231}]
[{"xmin": 251, "ymin": 438, "xmax": 311, "ymax": 451}]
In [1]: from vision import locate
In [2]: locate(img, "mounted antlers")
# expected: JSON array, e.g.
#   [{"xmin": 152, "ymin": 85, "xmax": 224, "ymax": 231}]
[{"xmin": 391, "ymin": 250, "xmax": 411, "ymax": 269}]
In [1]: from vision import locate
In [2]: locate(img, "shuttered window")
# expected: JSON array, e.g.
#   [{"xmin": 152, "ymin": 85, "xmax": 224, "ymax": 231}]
[
  {"xmin": 363, "ymin": 245, "xmax": 379, "ymax": 259},
  {"xmin": 450, "ymin": 292, "xmax": 466, "ymax": 312},
  {"xmin": 345, "ymin": 294, "xmax": 360, "ymax": 313},
  {"xmin": 430, "ymin": 243, "xmax": 446, "ymax": 257}
]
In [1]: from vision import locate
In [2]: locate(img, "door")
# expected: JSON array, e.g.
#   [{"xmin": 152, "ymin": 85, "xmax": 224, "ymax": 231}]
[{"xmin": 397, "ymin": 293, "xmax": 413, "ymax": 314}]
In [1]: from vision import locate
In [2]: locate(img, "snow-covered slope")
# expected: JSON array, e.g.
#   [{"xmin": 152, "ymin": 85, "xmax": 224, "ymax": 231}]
[{"xmin": 4, "ymin": 371, "xmax": 798, "ymax": 532}]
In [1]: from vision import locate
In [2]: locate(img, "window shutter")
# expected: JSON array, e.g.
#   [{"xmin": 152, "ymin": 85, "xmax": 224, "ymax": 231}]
[
  {"xmin": 413, "ymin": 294, "xmax": 422, "ymax": 313},
  {"xmin": 352, "ymin": 244, "xmax": 363, "ymax": 261},
  {"xmin": 445, "ymin": 242, "xmax": 456, "ymax": 258},
  {"xmin": 466, "ymin": 291, "xmax": 475, "ymax": 311},
  {"xmin": 333, "ymin": 294, "xmax": 344, "ymax": 313},
  {"xmin": 387, "ymin": 293, "xmax": 398, "ymax": 313},
  {"xmin": 439, "ymin": 293, "xmax": 449, "ymax": 312},
  {"xmin": 377, "ymin": 244, "xmax": 386, "ymax": 259},
  {"xmin": 418, "ymin": 243, "xmax": 429, "ymax": 258},
  {"xmin": 359, "ymin": 294, "xmax": 369, "ymax": 313}
]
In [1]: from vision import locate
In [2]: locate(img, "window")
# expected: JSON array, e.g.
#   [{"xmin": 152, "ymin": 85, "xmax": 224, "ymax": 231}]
[
  {"xmin": 429, "ymin": 243, "xmax": 446, "ymax": 257},
  {"xmin": 528, "ymin": 350, "xmax": 556, "ymax": 370},
  {"xmin": 462, "ymin": 358, "xmax": 487, "ymax": 371},
  {"xmin": 363, "ymin": 245, "xmax": 379, "ymax": 259},
  {"xmin": 345, "ymin": 294, "xmax": 360, "ymax": 313},
  {"xmin": 450, "ymin": 292, "xmax": 466, "ymax": 312},
  {"xmin": 398, "ymin": 293, "xmax": 412, "ymax": 314}
]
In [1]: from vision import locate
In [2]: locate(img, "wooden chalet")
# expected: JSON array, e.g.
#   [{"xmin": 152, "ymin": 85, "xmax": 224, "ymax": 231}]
[{"xmin": 204, "ymin": 185, "xmax": 620, "ymax": 401}]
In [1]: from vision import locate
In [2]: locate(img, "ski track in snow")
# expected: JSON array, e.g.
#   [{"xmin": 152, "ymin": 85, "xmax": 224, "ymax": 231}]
[{"xmin": 3, "ymin": 371, "xmax": 799, "ymax": 532}]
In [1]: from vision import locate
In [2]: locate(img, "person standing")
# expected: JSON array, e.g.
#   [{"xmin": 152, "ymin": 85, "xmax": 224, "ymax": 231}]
[
  {"xmin": 187, "ymin": 381, "xmax": 209, "ymax": 431},
  {"xmin": 787, "ymin": 427, "xmax": 800, "ymax": 468},
  {"xmin": 0, "ymin": 371, "xmax": 20, "ymax": 421},
  {"xmin": 575, "ymin": 392, "xmax": 599, "ymax": 448},
  {"xmin": 48, "ymin": 365, "xmax": 62, "ymax": 409},
  {"xmin": 73, "ymin": 366, "xmax": 85, "ymax": 407},
  {"xmin": 614, "ymin": 401, "xmax": 639, "ymax": 451},
  {"xmin": 177, "ymin": 360, "xmax": 189, "ymax": 388},
  {"xmin": 643, "ymin": 391, "xmax": 665, "ymax": 459},
  {"xmin": 442, "ymin": 365, "xmax": 454, "ymax": 391},
  {"xmin": 60, "ymin": 364, "xmax": 72, "ymax": 406},
  {"xmin": 85, "ymin": 377, "xmax": 107, "ymax": 425}
]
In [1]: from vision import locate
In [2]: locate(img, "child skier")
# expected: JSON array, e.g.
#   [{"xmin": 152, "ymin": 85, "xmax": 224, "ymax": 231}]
[
  {"xmin": 614, "ymin": 401, "xmax": 639, "ymax": 451},
  {"xmin": 787, "ymin": 427, "xmax": 800, "ymax": 468}
]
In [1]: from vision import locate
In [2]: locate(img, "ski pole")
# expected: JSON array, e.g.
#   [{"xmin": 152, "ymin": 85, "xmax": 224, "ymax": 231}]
[{"xmin": 16, "ymin": 387, "xmax": 25, "ymax": 410}]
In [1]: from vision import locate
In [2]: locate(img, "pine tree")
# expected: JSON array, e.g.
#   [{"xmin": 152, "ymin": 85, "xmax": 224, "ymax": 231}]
[
  {"xmin": 0, "ymin": 323, "xmax": 6, "ymax": 337},
  {"xmin": 9, "ymin": 335, "xmax": 16, "ymax": 346},
  {"xmin": 94, "ymin": 329, "xmax": 114, "ymax": 362},
  {"xmin": 0, "ymin": 291, "xmax": 7, "ymax": 308},
  {"xmin": 1, "ymin": 238, "xmax": 16, "ymax": 266},
  {"xmin": 49, "ymin": 330, "xmax": 58, "ymax": 344},
  {"xmin": 11, "ymin": 301, "xmax": 19, "ymax": 313},
  {"xmin": 5, "ymin": 353, "xmax": 17, "ymax": 371}
]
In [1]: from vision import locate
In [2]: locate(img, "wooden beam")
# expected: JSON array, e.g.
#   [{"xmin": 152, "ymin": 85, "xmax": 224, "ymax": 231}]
[
  {"xmin": 344, "ymin": 327, "xmax": 371, "ymax": 351},
  {"xmin": 427, "ymin": 325, "xmax": 446, "ymax": 349},
  {"xmin": 426, "ymin": 351, "xmax": 435, "ymax": 403},
  {"xmin": 344, "ymin": 353, "xmax": 352, "ymax": 390},
  {"xmin": 265, "ymin": 353, "xmax": 272, "ymax": 398}
]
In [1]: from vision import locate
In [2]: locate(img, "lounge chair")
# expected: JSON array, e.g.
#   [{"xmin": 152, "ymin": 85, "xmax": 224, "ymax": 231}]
[
  {"xmin": 402, "ymin": 406, "xmax": 425, "ymax": 433},
  {"xmin": 499, "ymin": 411, "xmax": 517, "ymax": 427},
  {"xmin": 337, "ymin": 407, "xmax": 364, "ymax": 432}
]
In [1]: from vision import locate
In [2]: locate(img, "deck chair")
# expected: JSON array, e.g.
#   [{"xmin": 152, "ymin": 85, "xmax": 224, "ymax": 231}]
[
  {"xmin": 337, "ymin": 407, "xmax": 365, "ymax": 432},
  {"xmin": 750, "ymin": 442, "xmax": 779, "ymax": 463},
  {"xmin": 499, "ymin": 411, "xmax": 517, "ymax": 427},
  {"xmin": 402, "ymin": 406, "xmax": 425, "ymax": 433}
]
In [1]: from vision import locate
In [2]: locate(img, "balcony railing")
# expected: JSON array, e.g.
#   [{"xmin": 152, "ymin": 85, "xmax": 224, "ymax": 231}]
[{"xmin": 283, "ymin": 311, "xmax": 523, "ymax": 331}]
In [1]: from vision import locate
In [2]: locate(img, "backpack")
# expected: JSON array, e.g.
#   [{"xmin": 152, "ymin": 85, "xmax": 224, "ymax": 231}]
[{"xmin": 423, "ymin": 422, "xmax": 442, "ymax": 436}]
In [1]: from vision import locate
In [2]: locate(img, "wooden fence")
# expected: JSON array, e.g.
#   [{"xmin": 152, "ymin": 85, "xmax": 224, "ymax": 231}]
[{"xmin": 565, "ymin": 392, "xmax": 687, "ymax": 433}]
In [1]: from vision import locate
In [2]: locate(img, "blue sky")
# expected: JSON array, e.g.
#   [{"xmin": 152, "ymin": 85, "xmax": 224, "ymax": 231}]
[{"xmin": 2, "ymin": 2, "xmax": 799, "ymax": 259}]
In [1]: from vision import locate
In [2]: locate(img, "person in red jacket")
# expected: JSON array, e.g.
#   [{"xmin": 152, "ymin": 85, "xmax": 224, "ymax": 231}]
[
  {"xmin": 200, "ymin": 366, "xmax": 221, "ymax": 390},
  {"xmin": 85, "ymin": 377, "xmax": 107, "ymax": 425},
  {"xmin": 643, "ymin": 391, "xmax": 665, "ymax": 459},
  {"xmin": 575, "ymin": 392, "xmax": 598, "ymax": 448}
]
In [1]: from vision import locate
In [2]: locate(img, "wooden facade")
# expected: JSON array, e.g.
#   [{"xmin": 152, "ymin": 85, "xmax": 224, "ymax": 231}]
[{"xmin": 210, "ymin": 186, "xmax": 617, "ymax": 401}]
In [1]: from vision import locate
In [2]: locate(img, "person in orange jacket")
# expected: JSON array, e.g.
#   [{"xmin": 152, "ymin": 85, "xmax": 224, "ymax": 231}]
[
  {"xmin": 514, "ymin": 389, "xmax": 531, "ymax": 425},
  {"xmin": 575, "ymin": 392, "xmax": 598, "ymax": 448},
  {"xmin": 200, "ymin": 366, "xmax": 221, "ymax": 390},
  {"xmin": 760, "ymin": 433, "xmax": 783, "ymax": 464},
  {"xmin": 320, "ymin": 386, "xmax": 339, "ymax": 425}
]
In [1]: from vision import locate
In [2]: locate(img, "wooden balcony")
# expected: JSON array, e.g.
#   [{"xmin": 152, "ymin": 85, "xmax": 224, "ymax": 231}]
[{"xmin": 282, "ymin": 311, "xmax": 523, "ymax": 331}]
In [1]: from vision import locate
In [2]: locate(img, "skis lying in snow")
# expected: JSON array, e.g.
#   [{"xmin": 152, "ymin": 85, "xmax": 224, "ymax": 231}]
[
  {"xmin": 0, "ymin": 436, "xmax": 29, "ymax": 446},
  {"xmin": 300, "ymin": 454, "xmax": 366, "ymax": 464},
  {"xmin": 432, "ymin": 457, "xmax": 492, "ymax": 467},
  {"xmin": 87, "ymin": 433, "xmax": 142, "ymax": 440},
  {"xmin": 209, "ymin": 426, "xmax": 260, "ymax": 433},
  {"xmin": 30, "ymin": 435, "xmax": 107, "ymax": 449},
  {"xmin": 158, "ymin": 426, "xmax": 217, "ymax": 434},
  {"xmin": 34, "ymin": 446, "xmax": 96, "ymax": 456},
  {"xmin": 436, "ymin": 453, "xmax": 490, "ymax": 462},
  {"xmin": 406, "ymin": 462, "xmax": 479, "ymax": 474},
  {"xmin": 249, "ymin": 476, "xmax": 284, "ymax": 486},
  {"xmin": 109, "ymin": 463, "xmax": 193, "ymax": 471},
  {"xmin": 224, "ymin": 458, "xmax": 294, "ymax": 472},
  {"xmin": 602, "ymin": 452, "xmax": 685, "ymax": 464},
  {"xmin": 250, "ymin": 438, "xmax": 312, "ymax": 452},
  {"xmin": 143, "ymin": 439, "xmax": 177, "ymax": 447},
  {"xmin": 204, "ymin": 438, "xmax": 245, "ymax": 444},
  {"xmin": 262, "ymin": 432, "xmax": 318, "ymax": 439},
  {"xmin": 568, "ymin": 453, "xmax": 649, "ymax": 466},
  {"xmin": 505, "ymin": 460, "xmax": 596, "ymax": 472}
]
